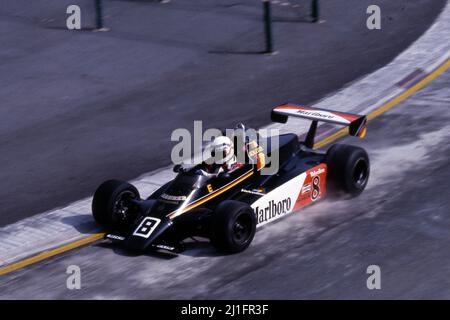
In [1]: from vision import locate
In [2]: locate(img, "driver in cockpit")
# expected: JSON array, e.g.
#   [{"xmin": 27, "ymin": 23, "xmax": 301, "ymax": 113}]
[{"xmin": 198, "ymin": 135, "xmax": 243, "ymax": 177}]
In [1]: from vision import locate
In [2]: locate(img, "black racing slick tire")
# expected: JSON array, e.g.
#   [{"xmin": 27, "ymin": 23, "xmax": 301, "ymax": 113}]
[
  {"xmin": 92, "ymin": 179, "xmax": 140, "ymax": 230},
  {"xmin": 325, "ymin": 144, "xmax": 370, "ymax": 197},
  {"xmin": 210, "ymin": 200, "xmax": 256, "ymax": 254}
]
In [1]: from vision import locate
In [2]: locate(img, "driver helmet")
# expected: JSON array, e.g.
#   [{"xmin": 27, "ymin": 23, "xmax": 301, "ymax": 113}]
[{"xmin": 211, "ymin": 136, "xmax": 236, "ymax": 165}]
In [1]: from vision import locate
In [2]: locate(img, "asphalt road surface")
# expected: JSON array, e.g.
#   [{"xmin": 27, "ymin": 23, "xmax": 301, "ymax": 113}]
[
  {"xmin": 1, "ymin": 69, "xmax": 448, "ymax": 299},
  {"xmin": 0, "ymin": 0, "xmax": 446, "ymax": 226}
]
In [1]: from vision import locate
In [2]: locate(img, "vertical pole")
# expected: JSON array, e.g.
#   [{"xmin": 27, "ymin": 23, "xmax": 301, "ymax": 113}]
[
  {"xmin": 95, "ymin": 0, "xmax": 104, "ymax": 30},
  {"xmin": 311, "ymin": 0, "xmax": 319, "ymax": 23},
  {"xmin": 304, "ymin": 120, "xmax": 318, "ymax": 149},
  {"xmin": 263, "ymin": 0, "xmax": 273, "ymax": 54}
]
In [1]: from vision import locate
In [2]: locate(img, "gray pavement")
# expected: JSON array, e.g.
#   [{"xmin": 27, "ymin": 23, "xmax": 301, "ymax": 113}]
[
  {"xmin": 1, "ymin": 69, "xmax": 449, "ymax": 299},
  {"xmin": 0, "ymin": 0, "xmax": 446, "ymax": 226}
]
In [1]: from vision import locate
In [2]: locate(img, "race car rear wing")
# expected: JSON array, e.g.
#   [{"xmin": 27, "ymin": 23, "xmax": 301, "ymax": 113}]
[{"xmin": 271, "ymin": 103, "xmax": 367, "ymax": 148}]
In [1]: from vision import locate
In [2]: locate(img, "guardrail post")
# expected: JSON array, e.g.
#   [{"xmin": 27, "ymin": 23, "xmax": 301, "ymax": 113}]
[
  {"xmin": 95, "ymin": 0, "xmax": 104, "ymax": 30},
  {"xmin": 263, "ymin": 0, "xmax": 274, "ymax": 54},
  {"xmin": 311, "ymin": 0, "xmax": 319, "ymax": 23}
]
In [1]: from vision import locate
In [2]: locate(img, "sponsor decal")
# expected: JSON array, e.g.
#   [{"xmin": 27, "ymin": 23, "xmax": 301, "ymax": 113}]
[
  {"xmin": 106, "ymin": 234, "xmax": 125, "ymax": 241},
  {"xmin": 161, "ymin": 193, "xmax": 187, "ymax": 201},
  {"xmin": 241, "ymin": 188, "xmax": 266, "ymax": 196},
  {"xmin": 247, "ymin": 141, "xmax": 266, "ymax": 171},
  {"xmin": 296, "ymin": 110, "xmax": 336, "ymax": 120},
  {"xmin": 301, "ymin": 183, "xmax": 311, "ymax": 194},
  {"xmin": 154, "ymin": 244, "xmax": 176, "ymax": 251},
  {"xmin": 254, "ymin": 197, "xmax": 292, "ymax": 225},
  {"xmin": 247, "ymin": 144, "xmax": 264, "ymax": 157},
  {"xmin": 309, "ymin": 167, "xmax": 325, "ymax": 177},
  {"xmin": 281, "ymin": 108, "xmax": 353, "ymax": 124}
]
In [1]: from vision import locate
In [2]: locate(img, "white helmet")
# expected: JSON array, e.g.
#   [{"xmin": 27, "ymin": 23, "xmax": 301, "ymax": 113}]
[{"xmin": 211, "ymin": 136, "xmax": 235, "ymax": 165}]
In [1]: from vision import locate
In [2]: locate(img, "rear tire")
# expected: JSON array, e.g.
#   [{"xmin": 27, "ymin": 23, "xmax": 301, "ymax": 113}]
[
  {"xmin": 92, "ymin": 179, "xmax": 140, "ymax": 230},
  {"xmin": 325, "ymin": 144, "xmax": 370, "ymax": 197},
  {"xmin": 210, "ymin": 200, "xmax": 256, "ymax": 254}
]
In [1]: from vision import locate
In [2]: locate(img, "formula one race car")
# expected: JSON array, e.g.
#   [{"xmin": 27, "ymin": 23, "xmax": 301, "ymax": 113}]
[{"xmin": 92, "ymin": 104, "xmax": 370, "ymax": 254}]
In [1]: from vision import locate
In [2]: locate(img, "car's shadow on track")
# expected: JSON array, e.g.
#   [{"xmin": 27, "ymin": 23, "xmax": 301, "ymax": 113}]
[
  {"xmin": 92, "ymin": 237, "xmax": 225, "ymax": 260},
  {"xmin": 61, "ymin": 215, "xmax": 100, "ymax": 234},
  {"xmin": 93, "ymin": 241, "xmax": 177, "ymax": 260},
  {"xmin": 178, "ymin": 240, "xmax": 225, "ymax": 258}
]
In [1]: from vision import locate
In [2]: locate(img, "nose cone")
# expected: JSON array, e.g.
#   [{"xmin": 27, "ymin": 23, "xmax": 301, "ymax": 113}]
[{"xmin": 125, "ymin": 217, "xmax": 173, "ymax": 252}]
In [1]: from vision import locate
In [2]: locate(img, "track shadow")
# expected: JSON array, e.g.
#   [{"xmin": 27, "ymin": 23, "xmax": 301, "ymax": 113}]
[
  {"xmin": 61, "ymin": 215, "xmax": 101, "ymax": 234},
  {"xmin": 272, "ymin": 17, "xmax": 314, "ymax": 23},
  {"xmin": 93, "ymin": 241, "xmax": 178, "ymax": 260},
  {"xmin": 43, "ymin": 26, "xmax": 99, "ymax": 32},
  {"xmin": 179, "ymin": 240, "xmax": 224, "ymax": 257},
  {"xmin": 92, "ymin": 236, "xmax": 226, "ymax": 259},
  {"xmin": 208, "ymin": 49, "xmax": 268, "ymax": 55}
]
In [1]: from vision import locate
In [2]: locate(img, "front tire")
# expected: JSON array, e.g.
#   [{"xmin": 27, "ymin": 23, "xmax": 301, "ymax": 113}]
[
  {"xmin": 210, "ymin": 200, "xmax": 256, "ymax": 254},
  {"xmin": 325, "ymin": 144, "xmax": 370, "ymax": 197},
  {"xmin": 92, "ymin": 179, "xmax": 140, "ymax": 230}
]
